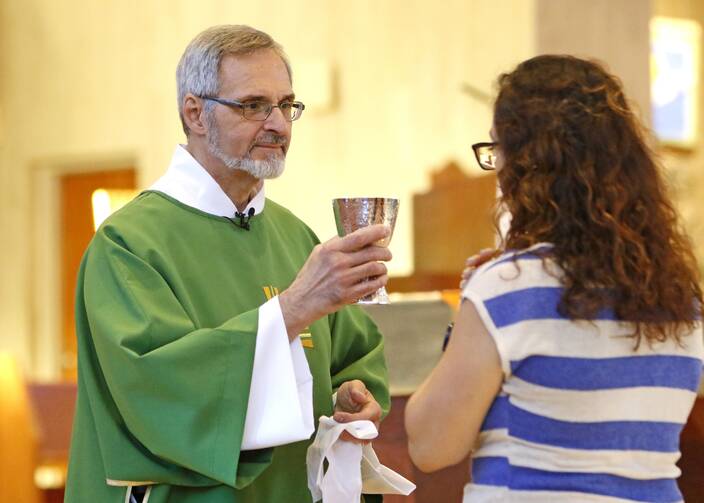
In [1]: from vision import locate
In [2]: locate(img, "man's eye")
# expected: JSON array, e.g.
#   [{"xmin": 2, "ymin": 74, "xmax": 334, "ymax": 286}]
[
  {"xmin": 279, "ymin": 102, "xmax": 293, "ymax": 110},
  {"xmin": 244, "ymin": 102, "xmax": 267, "ymax": 111}
]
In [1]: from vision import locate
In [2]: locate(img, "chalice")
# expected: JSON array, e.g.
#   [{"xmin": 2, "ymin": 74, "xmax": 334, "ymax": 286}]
[{"xmin": 332, "ymin": 197, "xmax": 399, "ymax": 304}]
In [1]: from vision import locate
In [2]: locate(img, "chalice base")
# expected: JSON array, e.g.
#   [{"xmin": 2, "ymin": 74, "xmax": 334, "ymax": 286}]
[{"xmin": 357, "ymin": 286, "xmax": 390, "ymax": 305}]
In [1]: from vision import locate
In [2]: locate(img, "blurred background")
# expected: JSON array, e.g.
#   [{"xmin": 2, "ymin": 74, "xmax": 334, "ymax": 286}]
[{"xmin": 2, "ymin": 0, "xmax": 704, "ymax": 501}]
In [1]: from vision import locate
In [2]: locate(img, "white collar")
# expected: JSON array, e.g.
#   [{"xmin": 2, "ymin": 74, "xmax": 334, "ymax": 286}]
[{"xmin": 149, "ymin": 145, "xmax": 265, "ymax": 218}]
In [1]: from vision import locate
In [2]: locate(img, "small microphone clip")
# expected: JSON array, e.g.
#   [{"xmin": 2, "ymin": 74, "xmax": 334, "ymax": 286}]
[{"xmin": 230, "ymin": 207, "xmax": 255, "ymax": 231}]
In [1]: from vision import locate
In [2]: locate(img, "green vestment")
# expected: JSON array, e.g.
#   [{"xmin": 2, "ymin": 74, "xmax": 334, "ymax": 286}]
[{"xmin": 65, "ymin": 191, "xmax": 390, "ymax": 503}]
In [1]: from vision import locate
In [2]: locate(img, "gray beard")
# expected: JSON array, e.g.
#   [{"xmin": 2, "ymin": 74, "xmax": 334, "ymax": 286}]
[{"xmin": 207, "ymin": 125, "xmax": 286, "ymax": 180}]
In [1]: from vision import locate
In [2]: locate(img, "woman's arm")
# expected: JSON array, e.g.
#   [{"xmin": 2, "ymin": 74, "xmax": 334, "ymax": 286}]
[{"xmin": 405, "ymin": 299, "xmax": 503, "ymax": 472}]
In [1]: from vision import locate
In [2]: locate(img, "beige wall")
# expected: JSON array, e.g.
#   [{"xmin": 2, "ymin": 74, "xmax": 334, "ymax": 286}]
[
  {"xmin": 536, "ymin": 0, "xmax": 652, "ymax": 125},
  {"xmin": 0, "ymin": 0, "xmax": 537, "ymax": 376},
  {"xmin": 1, "ymin": 1, "xmax": 674, "ymax": 378}
]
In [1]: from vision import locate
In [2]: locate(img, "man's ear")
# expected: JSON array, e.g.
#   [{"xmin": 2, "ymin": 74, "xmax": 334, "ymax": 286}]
[{"xmin": 182, "ymin": 93, "xmax": 208, "ymax": 135}]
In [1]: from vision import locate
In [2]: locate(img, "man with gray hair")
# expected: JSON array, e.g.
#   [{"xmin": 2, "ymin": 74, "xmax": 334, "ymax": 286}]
[{"xmin": 66, "ymin": 25, "xmax": 391, "ymax": 503}]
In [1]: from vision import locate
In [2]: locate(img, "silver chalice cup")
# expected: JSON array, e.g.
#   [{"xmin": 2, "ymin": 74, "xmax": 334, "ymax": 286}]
[{"xmin": 332, "ymin": 197, "xmax": 399, "ymax": 304}]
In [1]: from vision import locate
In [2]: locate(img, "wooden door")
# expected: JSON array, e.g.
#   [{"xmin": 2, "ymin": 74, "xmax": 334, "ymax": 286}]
[{"xmin": 60, "ymin": 169, "xmax": 136, "ymax": 380}]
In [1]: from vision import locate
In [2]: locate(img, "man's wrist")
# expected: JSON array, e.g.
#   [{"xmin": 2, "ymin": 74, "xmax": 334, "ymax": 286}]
[{"xmin": 279, "ymin": 289, "xmax": 310, "ymax": 340}]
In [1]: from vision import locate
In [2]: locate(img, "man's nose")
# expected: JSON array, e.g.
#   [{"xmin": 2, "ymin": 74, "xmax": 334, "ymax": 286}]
[{"xmin": 263, "ymin": 105, "xmax": 289, "ymax": 133}]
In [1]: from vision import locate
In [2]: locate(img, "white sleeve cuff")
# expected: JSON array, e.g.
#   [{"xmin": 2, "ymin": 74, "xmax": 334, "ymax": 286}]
[{"xmin": 241, "ymin": 296, "xmax": 314, "ymax": 450}]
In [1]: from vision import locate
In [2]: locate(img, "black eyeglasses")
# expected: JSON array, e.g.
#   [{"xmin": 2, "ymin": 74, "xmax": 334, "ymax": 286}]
[
  {"xmin": 200, "ymin": 96, "xmax": 306, "ymax": 121},
  {"xmin": 472, "ymin": 142, "xmax": 499, "ymax": 171}
]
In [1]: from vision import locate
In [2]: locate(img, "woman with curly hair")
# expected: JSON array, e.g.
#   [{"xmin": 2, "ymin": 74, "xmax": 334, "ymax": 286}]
[{"xmin": 405, "ymin": 55, "xmax": 703, "ymax": 502}]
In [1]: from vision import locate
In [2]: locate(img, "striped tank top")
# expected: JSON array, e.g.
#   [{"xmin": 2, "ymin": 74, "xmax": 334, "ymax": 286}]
[{"xmin": 460, "ymin": 243, "xmax": 704, "ymax": 503}]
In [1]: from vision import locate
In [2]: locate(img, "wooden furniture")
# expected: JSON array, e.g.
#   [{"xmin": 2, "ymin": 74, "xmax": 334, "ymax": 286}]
[
  {"xmin": 678, "ymin": 396, "xmax": 704, "ymax": 501},
  {"xmin": 0, "ymin": 365, "xmax": 76, "ymax": 503},
  {"xmin": 389, "ymin": 161, "xmax": 497, "ymax": 293},
  {"xmin": 0, "ymin": 354, "xmax": 41, "ymax": 503},
  {"xmin": 26, "ymin": 382, "xmax": 77, "ymax": 502}
]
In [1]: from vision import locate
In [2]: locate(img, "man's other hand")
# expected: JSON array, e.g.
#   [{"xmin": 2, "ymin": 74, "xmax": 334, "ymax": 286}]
[{"xmin": 333, "ymin": 380, "xmax": 382, "ymax": 444}]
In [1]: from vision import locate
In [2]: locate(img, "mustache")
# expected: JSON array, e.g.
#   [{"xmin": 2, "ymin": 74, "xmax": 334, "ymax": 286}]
[{"xmin": 254, "ymin": 133, "xmax": 287, "ymax": 146}]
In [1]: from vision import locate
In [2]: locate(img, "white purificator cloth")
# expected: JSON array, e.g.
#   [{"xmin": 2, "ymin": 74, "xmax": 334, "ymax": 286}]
[{"xmin": 306, "ymin": 416, "xmax": 416, "ymax": 502}]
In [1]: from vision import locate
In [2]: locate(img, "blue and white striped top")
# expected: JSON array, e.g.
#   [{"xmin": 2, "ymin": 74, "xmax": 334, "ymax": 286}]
[{"xmin": 461, "ymin": 243, "xmax": 704, "ymax": 503}]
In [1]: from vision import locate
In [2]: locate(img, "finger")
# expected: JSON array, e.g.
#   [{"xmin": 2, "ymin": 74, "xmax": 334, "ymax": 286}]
[
  {"xmin": 465, "ymin": 255, "xmax": 484, "ymax": 266},
  {"xmin": 478, "ymin": 248, "xmax": 500, "ymax": 261},
  {"xmin": 335, "ymin": 399, "xmax": 361, "ymax": 414},
  {"xmin": 335, "ymin": 384, "xmax": 355, "ymax": 409},
  {"xmin": 336, "ymin": 264, "xmax": 388, "ymax": 300},
  {"xmin": 343, "ymin": 262, "xmax": 388, "ymax": 285},
  {"xmin": 334, "ymin": 398, "xmax": 362, "ymax": 414},
  {"xmin": 465, "ymin": 255, "xmax": 481, "ymax": 266},
  {"xmin": 465, "ymin": 248, "xmax": 498, "ymax": 267},
  {"xmin": 333, "ymin": 410, "xmax": 367, "ymax": 423},
  {"xmin": 350, "ymin": 387, "xmax": 369, "ymax": 404},
  {"xmin": 347, "ymin": 274, "xmax": 388, "ymax": 301},
  {"xmin": 338, "ymin": 431, "xmax": 371, "ymax": 445},
  {"xmin": 466, "ymin": 248, "xmax": 496, "ymax": 260},
  {"xmin": 335, "ymin": 381, "xmax": 367, "ymax": 411},
  {"xmin": 340, "ymin": 378, "xmax": 369, "ymax": 400},
  {"xmin": 331, "ymin": 225, "xmax": 391, "ymax": 252},
  {"xmin": 334, "ymin": 406, "xmax": 381, "ymax": 425},
  {"xmin": 340, "ymin": 383, "xmax": 369, "ymax": 406},
  {"xmin": 346, "ymin": 245, "xmax": 393, "ymax": 267}
]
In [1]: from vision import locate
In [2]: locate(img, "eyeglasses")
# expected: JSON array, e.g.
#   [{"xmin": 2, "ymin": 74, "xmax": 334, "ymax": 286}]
[
  {"xmin": 472, "ymin": 142, "xmax": 499, "ymax": 171},
  {"xmin": 200, "ymin": 96, "xmax": 306, "ymax": 121}
]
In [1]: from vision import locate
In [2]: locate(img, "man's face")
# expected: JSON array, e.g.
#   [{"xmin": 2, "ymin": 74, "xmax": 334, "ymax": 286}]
[{"xmin": 206, "ymin": 49, "xmax": 293, "ymax": 179}]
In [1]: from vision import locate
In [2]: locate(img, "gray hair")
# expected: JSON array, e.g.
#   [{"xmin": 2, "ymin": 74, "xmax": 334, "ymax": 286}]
[{"xmin": 176, "ymin": 25, "xmax": 292, "ymax": 136}]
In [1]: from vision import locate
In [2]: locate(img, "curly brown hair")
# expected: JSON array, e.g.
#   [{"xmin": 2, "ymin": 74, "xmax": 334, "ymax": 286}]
[{"xmin": 493, "ymin": 54, "xmax": 702, "ymax": 347}]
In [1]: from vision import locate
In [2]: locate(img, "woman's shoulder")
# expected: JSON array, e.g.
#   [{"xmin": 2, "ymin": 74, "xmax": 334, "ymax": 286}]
[
  {"xmin": 486, "ymin": 243, "xmax": 555, "ymax": 271},
  {"xmin": 466, "ymin": 243, "xmax": 560, "ymax": 295}
]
